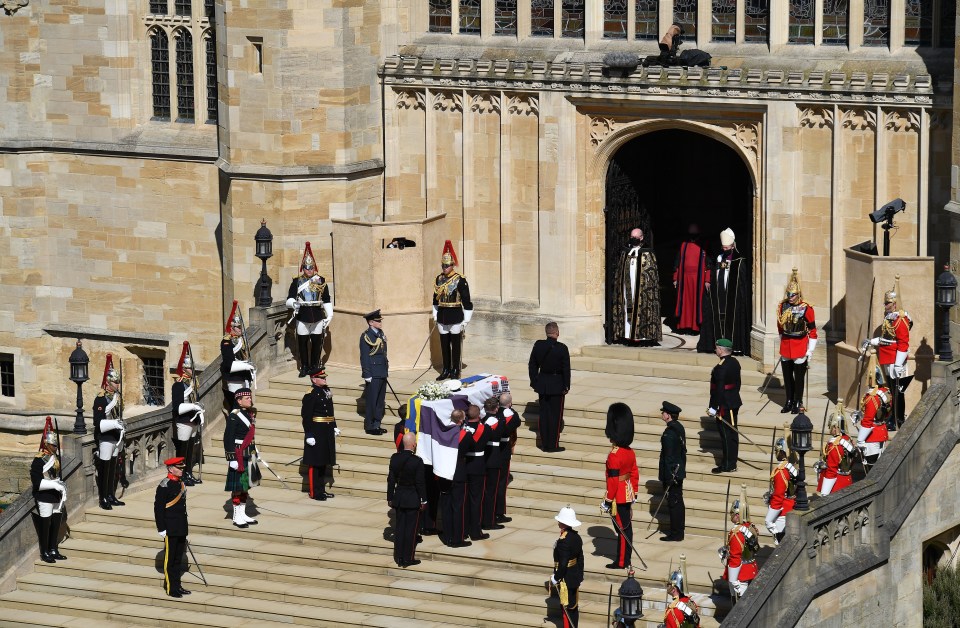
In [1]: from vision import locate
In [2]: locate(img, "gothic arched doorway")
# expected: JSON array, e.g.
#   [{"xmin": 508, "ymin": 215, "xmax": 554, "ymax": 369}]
[{"xmin": 604, "ymin": 128, "xmax": 754, "ymax": 346}]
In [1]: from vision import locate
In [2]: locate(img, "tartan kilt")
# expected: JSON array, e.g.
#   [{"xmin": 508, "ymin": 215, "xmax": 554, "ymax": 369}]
[{"xmin": 224, "ymin": 448, "xmax": 253, "ymax": 492}]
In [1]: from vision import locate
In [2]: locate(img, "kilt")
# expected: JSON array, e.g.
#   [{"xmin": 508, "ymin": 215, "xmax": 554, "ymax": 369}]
[{"xmin": 224, "ymin": 447, "xmax": 254, "ymax": 492}]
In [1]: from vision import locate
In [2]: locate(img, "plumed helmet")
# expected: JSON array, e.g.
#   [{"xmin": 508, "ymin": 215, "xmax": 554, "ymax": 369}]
[
  {"xmin": 605, "ymin": 402, "xmax": 635, "ymax": 448},
  {"xmin": 300, "ymin": 241, "xmax": 316, "ymax": 273},
  {"xmin": 785, "ymin": 267, "xmax": 802, "ymax": 299},
  {"xmin": 730, "ymin": 483, "xmax": 750, "ymax": 520},
  {"xmin": 101, "ymin": 353, "xmax": 120, "ymax": 388},
  {"xmin": 39, "ymin": 416, "xmax": 57, "ymax": 451},
  {"xmin": 865, "ymin": 349, "xmax": 881, "ymax": 389},
  {"xmin": 176, "ymin": 341, "xmax": 192, "ymax": 377},
  {"xmin": 441, "ymin": 240, "xmax": 458, "ymax": 266},
  {"xmin": 224, "ymin": 300, "xmax": 242, "ymax": 334},
  {"xmin": 774, "ymin": 434, "xmax": 790, "ymax": 460},
  {"xmin": 828, "ymin": 399, "xmax": 847, "ymax": 433},
  {"xmin": 668, "ymin": 554, "xmax": 689, "ymax": 595},
  {"xmin": 720, "ymin": 228, "xmax": 735, "ymax": 247}
]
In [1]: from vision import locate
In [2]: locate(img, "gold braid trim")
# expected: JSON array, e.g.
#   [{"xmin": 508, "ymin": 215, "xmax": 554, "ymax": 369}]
[{"xmin": 363, "ymin": 333, "xmax": 384, "ymax": 356}]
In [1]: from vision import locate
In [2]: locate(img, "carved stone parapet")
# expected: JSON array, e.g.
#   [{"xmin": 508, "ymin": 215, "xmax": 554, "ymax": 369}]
[
  {"xmin": 841, "ymin": 108, "xmax": 877, "ymax": 131},
  {"xmin": 2, "ymin": 0, "xmax": 28, "ymax": 15},
  {"xmin": 799, "ymin": 106, "xmax": 835, "ymax": 129},
  {"xmin": 884, "ymin": 109, "xmax": 920, "ymax": 133}
]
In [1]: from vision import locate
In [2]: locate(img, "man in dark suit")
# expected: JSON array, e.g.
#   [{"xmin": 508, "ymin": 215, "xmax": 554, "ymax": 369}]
[
  {"xmin": 442, "ymin": 409, "xmax": 472, "ymax": 548},
  {"xmin": 658, "ymin": 401, "xmax": 687, "ymax": 542},
  {"xmin": 709, "ymin": 338, "xmax": 742, "ymax": 473},
  {"xmin": 480, "ymin": 397, "xmax": 506, "ymax": 530},
  {"xmin": 463, "ymin": 405, "xmax": 490, "ymax": 542},
  {"xmin": 528, "ymin": 322, "xmax": 571, "ymax": 453},
  {"xmin": 154, "ymin": 456, "xmax": 189, "ymax": 598},
  {"xmin": 359, "ymin": 309, "xmax": 388, "ymax": 435},
  {"xmin": 387, "ymin": 432, "xmax": 427, "ymax": 567}
]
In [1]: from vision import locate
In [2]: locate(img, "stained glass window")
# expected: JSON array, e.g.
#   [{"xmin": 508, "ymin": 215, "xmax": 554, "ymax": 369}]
[
  {"xmin": 904, "ymin": 0, "xmax": 932, "ymax": 45},
  {"xmin": 494, "ymin": 0, "xmax": 517, "ymax": 34},
  {"xmin": 429, "ymin": 0, "xmax": 452, "ymax": 33},
  {"xmin": 562, "ymin": 0, "xmax": 585, "ymax": 38},
  {"xmin": 863, "ymin": 0, "xmax": 889, "ymax": 46},
  {"xmin": 604, "ymin": 0, "xmax": 628, "ymax": 39},
  {"xmin": 940, "ymin": 0, "xmax": 956, "ymax": 47},
  {"xmin": 459, "ymin": 0, "xmax": 481, "ymax": 34},
  {"xmin": 788, "ymin": 0, "xmax": 814, "ymax": 43},
  {"xmin": 205, "ymin": 33, "xmax": 217, "ymax": 122},
  {"xmin": 822, "ymin": 0, "xmax": 848, "ymax": 45},
  {"xmin": 635, "ymin": 0, "xmax": 658, "ymax": 40},
  {"xmin": 673, "ymin": 0, "xmax": 697, "ymax": 38},
  {"xmin": 744, "ymin": 0, "xmax": 769, "ymax": 43},
  {"xmin": 149, "ymin": 0, "xmax": 166, "ymax": 14},
  {"xmin": 175, "ymin": 0, "xmax": 190, "ymax": 16},
  {"xmin": 712, "ymin": 0, "xmax": 736, "ymax": 41},
  {"xmin": 531, "ymin": 0, "xmax": 554, "ymax": 36},
  {"xmin": 150, "ymin": 30, "xmax": 170, "ymax": 121},
  {"xmin": 175, "ymin": 31, "xmax": 194, "ymax": 121}
]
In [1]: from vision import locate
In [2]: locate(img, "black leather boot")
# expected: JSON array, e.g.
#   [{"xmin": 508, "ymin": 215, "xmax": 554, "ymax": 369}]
[
  {"xmin": 48, "ymin": 512, "xmax": 66, "ymax": 560},
  {"xmin": 437, "ymin": 334, "xmax": 452, "ymax": 380},
  {"xmin": 95, "ymin": 459, "xmax": 112, "ymax": 510}
]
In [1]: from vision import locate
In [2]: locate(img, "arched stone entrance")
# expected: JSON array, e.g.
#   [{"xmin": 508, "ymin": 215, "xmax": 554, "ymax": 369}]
[{"xmin": 596, "ymin": 124, "xmax": 759, "ymax": 351}]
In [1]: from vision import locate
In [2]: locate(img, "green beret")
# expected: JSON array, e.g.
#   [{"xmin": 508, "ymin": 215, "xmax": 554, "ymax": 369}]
[{"xmin": 716, "ymin": 338, "xmax": 733, "ymax": 349}]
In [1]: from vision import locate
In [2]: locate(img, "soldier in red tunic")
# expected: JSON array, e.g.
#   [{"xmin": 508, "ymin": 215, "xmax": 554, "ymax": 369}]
[
  {"xmin": 815, "ymin": 400, "xmax": 856, "ymax": 496},
  {"xmin": 721, "ymin": 484, "xmax": 760, "ymax": 600},
  {"xmin": 663, "ymin": 554, "xmax": 700, "ymax": 627},
  {"xmin": 855, "ymin": 351, "xmax": 891, "ymax": 470},
  {"xmin": 601, "ymin": 403, "xmax": 639, "ymax": 569},
  {"xmin": 863, "ymin": 278, "xmax": 912, "ymax": 429},
  {"xmin": 776, "ymin": 269, "xmax": 817, "ymax": 413},
  {"xmin": 763, "ymin": 434, "xmax": 797, "ymax": 545}
]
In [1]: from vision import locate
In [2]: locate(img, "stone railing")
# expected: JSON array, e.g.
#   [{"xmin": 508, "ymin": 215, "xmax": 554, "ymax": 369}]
[
  {"xmin": 722, "ymin": 360, "xmax": 960, "ymax": 626},
  {"xmin": 0, "ymin": 311, "xmax": 286, "ymax": 592}
]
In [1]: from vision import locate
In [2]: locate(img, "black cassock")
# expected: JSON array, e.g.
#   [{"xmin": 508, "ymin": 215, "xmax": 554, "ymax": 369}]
[{"xmin": 698, "ymin": 253, "xmax": 750, "ymax": 355}]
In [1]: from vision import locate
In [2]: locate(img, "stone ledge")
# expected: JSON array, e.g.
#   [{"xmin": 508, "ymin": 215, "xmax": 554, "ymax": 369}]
[
  {"xmin": 43, "ymin": 324, "xmax": 171, "ymax": 346},
  {"xmin": 216, "ymin": 158, "xmax": 385, "ymax": 181},
  {"xmin": 0, "ymin": 138, "xmax": 218, "ymax": 161}
]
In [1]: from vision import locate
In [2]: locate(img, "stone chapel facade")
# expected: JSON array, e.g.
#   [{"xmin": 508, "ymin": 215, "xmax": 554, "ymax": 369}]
[{"xmin": 0, "ymin": 0, "xmax": 956, "ymax": 412}]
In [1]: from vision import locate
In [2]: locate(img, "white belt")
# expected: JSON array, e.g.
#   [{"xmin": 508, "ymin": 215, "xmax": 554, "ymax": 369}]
[
  {"xmin": 234, "ymin": 439, "xmax": 245, "ymax": 445},
  {"xmin": 488, "ymin": 442, "xmax": 500, "ymax": 447},
  {"xmin": 466, "ymin": 452, "xmax": 484, "ymax": 457},
  {"xmin": 500, "ymin": 437, "xmax": 510, "ymax": 443}
]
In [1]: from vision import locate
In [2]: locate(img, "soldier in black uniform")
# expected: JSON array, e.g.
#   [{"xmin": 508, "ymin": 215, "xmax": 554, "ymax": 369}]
[
  {"xmin": 221, "ymin": 300, "xmax": 256, "ymax": 395},
  {"xmin": 495, "ymin": 392, "xmax": 520, "ymax": 524},
  {"xmin": 528, "ymin": 322, "xmax": 571, "ymax": 453},
  {"xmin": 359, "ymin": 309, "xmax": 389, "ymax": 435},
  {"xmin": 548, "ymin": 506, "xmax": 584, "ymax": 628},
  {"xmin": 432, "ymin": 240, "xmax": 473, "ymax": 380},
  {"xmin": 224, "ymin": 388, "xmax": 258, "ymax": 528},
  {"xmin": 659, "ymin": 401, "xmax": 687, "ymax": 542},
  {"xmin": 387, "ymin": 432, "xmax": 427, "ymax": 567},
  {"xmin": 154, "ymin": 456, "xmax": 190, "ymax": 598},
  {"xmin": 709, "ymin": 338, "xmax": 742, "ymax": 473},
  {"xmin": 443, "ymin": 409, "xmax": 471, "ymax": 548},
  {"xmin": 32, "ymin": 421, "xmax": 67, "ymax": 563},
  {"xmin": 286, "ymin": 242, "xmax": 334, "ymax": 377},
  {"xmin": 93, "ymin": 353, "xmax": 125, "ymax": 510},
  {"xmin": 171, "ymin": 341, "xmax": 204, "ymax": 486},
  {"xmin": 481, "ymin": 397, "xmax": 506, "ymax": 530},
  {"xmin": 463, "ymin": 405, "xmax": 490, "ymax": 542},
  {"xmin": 301, "ymin": 365, "xmax": 339, "ymax": 501}
]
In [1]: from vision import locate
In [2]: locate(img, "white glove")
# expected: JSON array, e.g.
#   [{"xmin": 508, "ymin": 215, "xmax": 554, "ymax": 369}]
[
  {"xmin": 334, "ymin": 427, "xmax": 341, "ymax": 437},
  {"xmin": 600, "ymin": 500, "xmax": 611, "ymax": 514},
  {"xmin": 323, "ymin": 303, "xmax": 334, "ymax": 324},
  {"xmin": 432, "ymin": 306, "xmax": 438, "ymax": 322},
  {"xmin": 229, "ymin": 460, "xmax": 239, "ymax": 470},
  {"xmin": 364, "ymin": 377, "xmax": 372, "ymax": 383},
  {"xmin": 305, "ymin": 437, "xmax": 316, "ymax": 446},
  {"xmin": 285, "ymin": 297, "xmax": 297, "ymax": 310},
  {"xmin": 895, "ymin": 350, "xmax": 908, "ymax": 368},
  {"xmin": 231, "ymin": 360, "xmax": 254, "ymax": 374},
  {"xmin": 159, "ymin": 530, "xmax": 167, "ymax": 538},
  {"xmin": 463, "ymin": 309, "xmax": 473, "ymax": 324},
  {"xmin": 197, "ymin": 409, "xmax": 205, "ymax": 426},
  {"xmin": 708, "ymin": 407, "xmax": 717, "ymax": 417},
  {"xmin": 869, "ymin": 337, "xmax": 880, "ymax": 347},
  {"xmin": 178, "ymin": 402, "xmax": 202, "ymax": 415},
  {"xmin": 793, "ymin": 356, "xmax": 807, "ymax": 365},
  {"xmin": 100, "ymin": 419, "xmax": 123, "ymax": 431},
  {"xmin": 39, "ymin": 479, "xmax": 63, "ymax": 492},
  {"xmin": 549, "ymin": 575, "xmax": 558, "ymax": 586},
  {"xmin": 807, "ymin": 338, "xmax": 817, "ymax": 356}
]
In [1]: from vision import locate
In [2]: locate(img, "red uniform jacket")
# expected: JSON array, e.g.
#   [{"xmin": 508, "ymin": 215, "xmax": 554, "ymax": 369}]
[
  {"xmin": 861, "ymin": 388, "xmax": 890, "ymax": 443},
  {"xmin": 605, "ymin": 446, "xmax": 639, "ymax": 504},
  {"xmin": 769, "ymin": 462, "xmax": 797, "ymax": 513},
  {"xmin": 816, "ymin": 434, "xmax": 855, "ymax": 492},
  {"xmin": 664, "ymin": 596, "xmax": 699, "ymax": 628},
  {"xmin": 777, "ymin": 300, "xmax": 817, "ymax": 360},
  {"xmin": 723, "ymin": 523, "xmax": 759, "ymax": 582},
  {"xmin": 877, "ymin": 313, "xmax": 910, "ymax": 366}
]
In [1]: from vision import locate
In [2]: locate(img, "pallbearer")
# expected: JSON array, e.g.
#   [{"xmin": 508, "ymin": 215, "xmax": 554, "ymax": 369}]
[
  {"xmin": 93, "ymin": 354, "xmax": 125, "ymax": 510},
  {"xmin": 171, "ymin": 342, "xmax": 204, "ymax": 486},
  {"xmin": 286, "ymin": 242, "xmax": 333, "ymax": 377},
  {"xmin": 32, "ymin": 418, "xmax": 67, "ymax": 563},
  {"xmin": 301, "ymin": 365, "xmax": 339, "ymax": 501}
]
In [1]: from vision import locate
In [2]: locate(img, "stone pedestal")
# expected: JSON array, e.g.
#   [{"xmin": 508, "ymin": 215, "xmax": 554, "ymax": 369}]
[
  {"xmin": 836, "ymin": 248, "xmax": 935, "ymax": 412},
  {"xmin": 328, "ymin": 215, "xmax": 447, "ymax": 371}
]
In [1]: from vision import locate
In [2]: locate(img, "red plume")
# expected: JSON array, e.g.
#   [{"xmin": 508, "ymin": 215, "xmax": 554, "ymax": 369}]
[
  {"xmin": 300, "ymin": 242, "xmax": 316, "ymax": 273},
  {"xmin": 100, "ymin": 353, "xmax": 115, "ymax": 389},
  {"xmin": 176, "ymin": 341, "xmax": 190, "ymax": 377},
  {"xmin": 441, "ymin": 240, "xmax": 458, "ymax": 266},
  {"xmin": 224, "ymin": 300, "xmax": 240, "ymax": 333},
  {"xmin": 39, "ymin": 416, "xmax": 54, "ymax": 451}
]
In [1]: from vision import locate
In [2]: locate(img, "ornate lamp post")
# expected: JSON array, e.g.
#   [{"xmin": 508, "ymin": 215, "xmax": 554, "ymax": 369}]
[
  {"xmin": 68, "ymin": 340, "xmax": 90, "ymax": 434},
  {"xmin": 935, "ymin": 265, "xmax": 957, "ymax": 362},
  {"xmin": 614, "ymin": 568, "xmax": 644, "ymax": 626},
  {"xmin": 790, "ymin": 412, "xmax": 814, "ymax": 511},
  {"xmin": 254, "ymin": 218, "xmax": 274, "ymax": 307}
]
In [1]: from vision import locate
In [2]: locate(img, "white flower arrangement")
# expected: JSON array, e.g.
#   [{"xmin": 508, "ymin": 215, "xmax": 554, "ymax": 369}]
[{"xmin": 417, "ymin": 381, "xmax": 450, "ymax": 401}]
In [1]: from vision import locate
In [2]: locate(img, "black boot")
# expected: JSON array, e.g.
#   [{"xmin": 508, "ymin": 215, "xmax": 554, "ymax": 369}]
[
  {"xmin": 297, "ymin": 334, "xmax": 310, "ymax": 377},
  {"xmin": 38, "ymin": 516, "xmax": 55, "ymax": 563},
  {"xmin": 95, "ymin": 459, "xmax": 112, "ymax": 510},
  {"xmin": 449, "ymin": 333, "xmax": 462, "ymax": 380},
  {"xmin": 108, "ymin": 458, "xmax": 125, "ymax": 507},
  {"xmin": 48, "ymin": 512, "xmax": 66, "ymax": 560},
  {"xmin": 437, "ymin": 334, "xmax": 452, "ymax": 380}
]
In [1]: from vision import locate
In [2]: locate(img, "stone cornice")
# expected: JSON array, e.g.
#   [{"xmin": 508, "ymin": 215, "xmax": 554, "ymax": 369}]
[
  {"xmin": 380, "ymin": 56, "xmax": 942, "ymax": 107},
  {"xmin": 215, "ymin": 158, "xmax": 384, "ymax": 182}
]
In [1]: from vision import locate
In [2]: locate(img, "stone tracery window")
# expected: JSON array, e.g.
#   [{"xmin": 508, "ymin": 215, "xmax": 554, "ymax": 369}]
[
  {"xmin": 562, "ymin": 0, "xmax": 585, "ymax": 38},
  {"xmin": 904, "ymin": 0, "xmax": 933, "ymax": 45},
  {"xmin": 459, "ymin": 0, "xmax": 481, "ymax": 34},
  {"xmin": 744, "ymin": 0, "xmax": 769, "ymax": 42},
  {"xmin": 150, "ymin": 29, "xmax": 171, "ymax": 120},
  {"xmin": 635, "ymin": 0, "xmax": 658, "ymax": 40},
  {"xmin": 174, "ymin": 0, "xmax": 189, "ymax": 16},
  {"xmin": 712, "ymin": 0, "xmax": 736, "ymax": 41},
  {"xmin": 863, "ymin": 0, "xmax": 890, "ymax": 46},
  {"xmin": 205, "ymin": 32, "xmax": 217, "ymax": 122},
  {"xmin": 495, "ymin": 0, "xmax": 518, "ymax": 34},
  {"xmin": 604, "ymin": 0, "xmax": 628, "ymax": 39},
  {"xmin": 822, "ymin": 0, "xmax": 849, "ymax": 45},
  {"xmin": 531, "ymin": 0, "xmax": 554, "ymax": 36},
  {"xmin": 175, "ymin": 30, "xmax": 195, "ymax": 121},
  {"xmin": 788, "ymin": 0, "xmax": 814, "ymax": 43},
  {"xmin": 430, "ymin": 0, "xmax": 452, "ymax": 32},
  {"xmin": 149, "ymin": 0, "xmax": 165, "ymax": 14},
  {"xmin": 673, "ymin": 0, "xmax": 697, "ymax": 38}
]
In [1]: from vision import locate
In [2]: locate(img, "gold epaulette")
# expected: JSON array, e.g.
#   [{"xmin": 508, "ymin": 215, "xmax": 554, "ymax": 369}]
[
  {"xmin": 559, "ymin": 530, "xmax": 567, "ymax": 539},
  {"xmin": 610, "ymin": 445, "xmax": 619, "ymax": 454},
  {"xmin": 223, "ymin": 333, "xmax": 232, "ymax": 341},
  {"xmin": 35, "ymin": 451, "xmax": 47, "ymax": 460}
]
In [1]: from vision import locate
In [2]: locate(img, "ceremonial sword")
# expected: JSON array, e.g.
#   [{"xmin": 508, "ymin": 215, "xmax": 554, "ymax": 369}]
[
  {"xmin": 647, "ymin": 464, "xmax": 679, "ymax": 531},
  {"xmin": 604, "ymin": 508, "xmax": 648, "ymax": 571},
  {"xmin": 185, "ymin": 539, "xmax": 208, "ymax": 586}
]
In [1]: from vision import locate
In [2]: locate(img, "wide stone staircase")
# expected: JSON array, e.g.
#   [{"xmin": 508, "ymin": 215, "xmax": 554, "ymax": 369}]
[{"xmin": 0, "ymin": 345, "xmax": 829, "ymax": 627}]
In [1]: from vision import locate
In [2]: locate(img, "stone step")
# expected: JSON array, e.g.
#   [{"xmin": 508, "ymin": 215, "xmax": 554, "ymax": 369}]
[
  {"xmin": 0, "ymin": 606, "xmax": 133, "ymax": 628},
  {"xmin": 580, "ymin": 345, "xmax": 766, "ymax": 371},
  {"xmin": 570, "ymin": 355, "xmax": 773, "ymax": 386}
]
